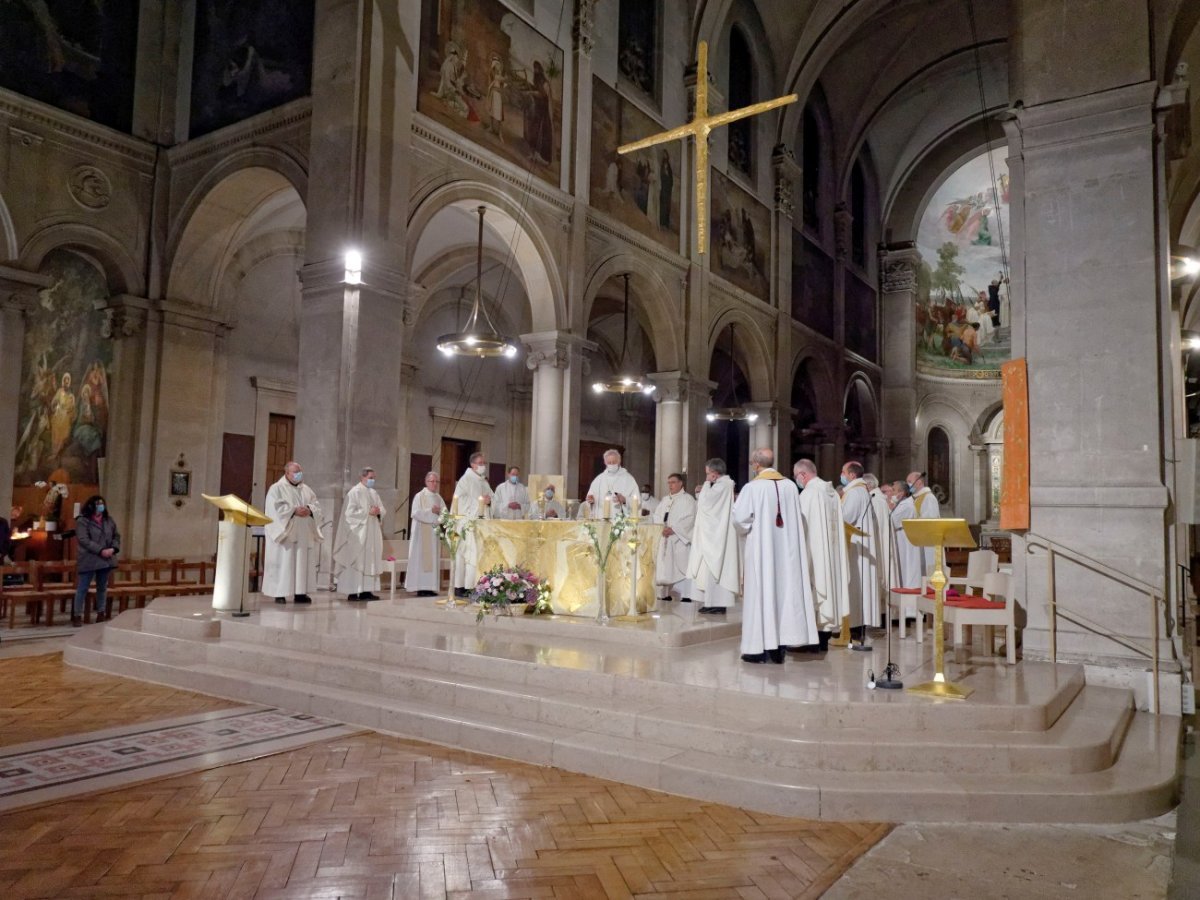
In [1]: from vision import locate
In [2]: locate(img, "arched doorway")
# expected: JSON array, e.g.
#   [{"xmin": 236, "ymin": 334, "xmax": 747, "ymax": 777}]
[{"xmin": 707, "ymin": 326, "xmax": 753, "ymax": 485}]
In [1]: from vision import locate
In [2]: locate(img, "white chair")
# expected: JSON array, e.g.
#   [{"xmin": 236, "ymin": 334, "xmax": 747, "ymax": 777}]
[
  {"xmin": 948, "ymin": 549, "xmax": 998, "ymax": 592},
  {"xmin": 381, "ymin": 539, "xmax": 410, "ymax": 599},
  {"xmin": 944, "ymin": 571, "xmax": 1019, "ymax": 664},
  {"xmin": 888, "ymin": 577, "xmax": 928, "ymax": 639}
]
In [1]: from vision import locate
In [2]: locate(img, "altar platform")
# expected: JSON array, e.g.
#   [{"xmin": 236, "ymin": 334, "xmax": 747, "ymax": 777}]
[{"xmin": 63, "ymin": 591, "xmax": 1181, "ymax": 824}]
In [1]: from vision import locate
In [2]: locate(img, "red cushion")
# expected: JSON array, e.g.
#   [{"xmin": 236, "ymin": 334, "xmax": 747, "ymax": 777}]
[
  {"xmin": 891, "ymin": 587, "xmax": 922, "ymax": 594},
  {"xmin": 891, "ymin": 587, "xmax": 962, "ymax": 597},
  {"xmin": 946, "ymin": 596, "xmax": 1006, "ymax": 610}
]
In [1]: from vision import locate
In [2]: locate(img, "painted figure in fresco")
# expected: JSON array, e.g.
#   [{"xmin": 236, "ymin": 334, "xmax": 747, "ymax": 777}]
[
  {"xmin": 524, "ymin": 60, "xmax": 553, "ymax": 167},
  {"xmin": 603, "ymin": 151, "xmax": 622, "ymax": 199},
  {"xmin": 645, "ymin": 153, "xmax": 660, "ymax": 224},
  {"xmin": 82, "ymin": 360, "xmax": 109, "ymax": 438},
  {"xmin": 486, "ymin": 54, "xmax": 505, "ymax": 138},
  {"xmin": 434, "ymin": 42, "xmax": 472, "ymax": 119},
  {"xmin": 50, "ymin": 372, "xmax": 76, "ymax": 455},
  {"xmin": 658, "ymin": 150, "xmax": 673, "ymax": 230}
]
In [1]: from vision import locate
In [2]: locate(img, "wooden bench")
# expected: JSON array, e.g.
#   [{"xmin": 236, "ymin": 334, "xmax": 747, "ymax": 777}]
[{"xmin": 2, "ymin": 562, "xmax": 48, "ymax": 628}]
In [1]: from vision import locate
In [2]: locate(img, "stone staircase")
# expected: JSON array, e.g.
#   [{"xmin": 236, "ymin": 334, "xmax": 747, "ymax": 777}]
[{"xmin": 63, "ymin": 598, "xmax": 1181, "ymax": 824}]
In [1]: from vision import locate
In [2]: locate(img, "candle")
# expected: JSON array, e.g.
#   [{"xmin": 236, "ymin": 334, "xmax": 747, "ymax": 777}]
[
  {"xmin": 630, "ymin": 493, "xmax": 640, "ymax": 519},
  {"xmin": 479, "ymin": 495, "xmax": 486, "ymax": 518},
  {"xmin": 603, "ymin": 493, "xmax": 611, "ymax": 519},
  {"xmin": 450, "ymin": 496, "xmax": 459, "ymax": 515}
]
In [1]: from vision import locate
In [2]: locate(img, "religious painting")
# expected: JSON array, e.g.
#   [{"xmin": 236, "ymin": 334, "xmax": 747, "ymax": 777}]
[
  {"xmin": 915, "ymin": 148, "xmax": 1012, "ymax": 378},
  {"xmin": 710, "ymin": 169, "xmax": 770, "ymax": 301},
  {"xmin": 14, "ymin": 250, "xmax": 113, "ymax": 489},
  {"xmin": 418, "ymin": 0, "xmax": 564, "ymax": 184},
  {"xmin": 190, "ymin": 0, "xmax": 315, "ymax": 138},
  {"xmin": 845, "ymin": 271, "xmax": 877, "ymax": 361},
  {"xmin": 589, "ymin": 78, "xmax": 680, "ymax": 251},
  {"xmin": 618, "ymin": 0, "xmax": 658, "ymax": 103},
  {"xmin": 0, "ymin": 1, "xmax": 139, "ymax": 132},
  {"xmin": 791, "ymin": 231, "xmax": 834, "ymax": 338}
]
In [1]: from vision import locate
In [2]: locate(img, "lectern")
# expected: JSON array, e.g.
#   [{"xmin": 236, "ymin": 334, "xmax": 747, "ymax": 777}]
[
  {"xmin": 902, "ymin": 517, "xmax": 976, "ymax": 700},
  {"xmin": 202, "ymin": 494, "xmax": 272, "ymax": 616}
]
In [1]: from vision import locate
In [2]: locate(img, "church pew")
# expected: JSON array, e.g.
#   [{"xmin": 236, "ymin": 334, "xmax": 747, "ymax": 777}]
[{"xmin": 2, "ymin": 562, "xmax": 48, "ymax": 629}]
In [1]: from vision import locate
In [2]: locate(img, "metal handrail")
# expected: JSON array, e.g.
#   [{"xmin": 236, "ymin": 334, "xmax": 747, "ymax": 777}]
[{"xmin": 1024, "ymin": 531, "xmax": 1167, "ymax": 714}]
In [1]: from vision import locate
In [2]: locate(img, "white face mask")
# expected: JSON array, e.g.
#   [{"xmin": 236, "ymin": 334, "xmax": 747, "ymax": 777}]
[
  {"xmin": 640, "ymin": 491, "xmax": 650, "ymax": 500},
  {"xmin": 290, "ymin": 471, "xmax": 303, "ymax": 484},
  {"xmin": 474, "ymin": 464, "xmax": 487, "ymax": 476},
  {"xmin": 606, "ymin": 463, "xmax": 619, "ymax": 475},
  {"xmin": 544, "ymin": 490, "xmax": 554, "ymax": 500},
  {"xmin": 365, "ymin": 478, "xmax": 376, "ymax": 488}
]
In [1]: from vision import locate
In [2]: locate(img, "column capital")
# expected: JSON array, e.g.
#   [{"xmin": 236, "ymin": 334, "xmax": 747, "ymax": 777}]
[
  {"xmin": 98, "ymin": 293, "xmax": 154, "ymax": 339},
  {"xmin": 878, "ymin": 242, "xmax": 921, "ymax": 293},
  {"xmin": 0, "ymin": 263, "xmax": 52, "ymax": 312},
  {"xmin": 299, "ymin": 257, "xmax": 408, "ymax": 300},
  {"xmin": 521, "ymin": 330, "xmax": 595, "ymax": 370},
  {"xmin": 746, "ymin": 401, "xmax": 779, "ymax": 426}
]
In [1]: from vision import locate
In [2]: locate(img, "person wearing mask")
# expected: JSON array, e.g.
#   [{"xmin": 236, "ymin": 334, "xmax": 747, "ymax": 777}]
[
  {"xmin": 451, "ymin": 452, "xmax": 494, "ymax": 596},
  {"xmin": 686, "ymin": 458, "xmax": 740, "ymax": 615},
  {"xmin": 892, "ymin": 471, "xmax": 941, "ymax": 588},
  {"xmin": 530, "ymin": 484, "xmax": 566, "ymax": 519},
  {"xmin": 584, "ymin": 449, "xmax": 639, "ymax": 519},
  {"xmin": 492, "ymin": 466, "xmax": 530, "ymax": 520},
  {"xmin": 652, "ymin": 473, "xmax": 695, "ymax": 603},
  {"xmin": 334, "ymin": 467, "xmax": 385, "ymax": 601},
  {"xmin": 840, "ymin": 460, "xmax": 879, "ymax": 643},
  {"xmin": 73, "ymin": 494, "xmax": 121, "ymax": 626},
  {"xmin": 793, "ymin": 458, "xmax": 849, "ymax": 652},
  {"xmin": 264, "ymin": 460, "xmax": 323, "ymax": 604},
  {"xmin": 406, "ymin": 471, "xmax": 443, "ymax": 597}
]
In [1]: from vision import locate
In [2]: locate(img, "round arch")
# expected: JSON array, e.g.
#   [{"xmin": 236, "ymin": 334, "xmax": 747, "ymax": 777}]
[
  {"xmin": 789, "ymin": 350, "xmax": 839, "ymax": 423},
  {"xmin": 19, "ymin": 223, "xmax": 143, "ymax": 296},
  {"xmin": 407, "ymin": 182, "xmax": 565, "ymax": 335},
  {"xmin": 706, "ymin": 307, "xmax": 774, "ymax": 401},
  {"xmin": 582, "ymin": 253, "xmax": 684, "ymax": 373},
  {"xmin": 0, "ymin": 190, "xmax": 17, "ymax": 260},
  {"xmin": 842, "ymin": 372, "xmax": 879, "ymax": 440}
]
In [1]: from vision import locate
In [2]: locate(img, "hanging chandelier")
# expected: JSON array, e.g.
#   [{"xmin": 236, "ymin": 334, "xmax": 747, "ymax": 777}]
[
  {"xmin": 437, "ymin": 206, "xmax": 519, "ymax": 359},
  {"xmin": 592, "ymin": 273, "xmax": 655, "ymax": 395},
  {"xmin": 706, "ymin": 324, "xmax": 757, "ymax": 422}
]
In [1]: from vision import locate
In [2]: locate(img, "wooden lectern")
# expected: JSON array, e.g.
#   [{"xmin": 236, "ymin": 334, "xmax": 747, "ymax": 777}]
[
  {"xmin": 202, "ymin": 494, "xmax": 272, "ymax": 617},
  {"xmin": 902, "ymin": 517, "xmax": 976, "ymax": 700}
]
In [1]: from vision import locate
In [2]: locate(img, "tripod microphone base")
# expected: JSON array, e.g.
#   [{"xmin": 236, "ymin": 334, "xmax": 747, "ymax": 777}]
[
  {"xmin": 232, "ymin": 611, "xmax": 251, "ymax": 617},
  {"xmin": 850, "ymin": 642, "xmax": 874, "ymax": 652},
  {"xmin": 875, "ymin": 677, "xmax": 903, "ymax": 690}
]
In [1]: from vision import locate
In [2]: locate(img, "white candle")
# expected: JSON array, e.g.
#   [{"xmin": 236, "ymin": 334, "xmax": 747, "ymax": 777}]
[{"xmin": 450, "ymin": 496, "xmax": 459, "ymax": 515}]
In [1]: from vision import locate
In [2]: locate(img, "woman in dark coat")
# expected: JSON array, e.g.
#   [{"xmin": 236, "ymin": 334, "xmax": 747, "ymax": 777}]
[{"xmin": 73, "ymin": 494, "xmax": 120, "ymax": 625}]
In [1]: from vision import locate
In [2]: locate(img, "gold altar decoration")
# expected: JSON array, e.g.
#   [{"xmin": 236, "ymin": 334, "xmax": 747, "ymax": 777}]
[
  {"xmin": 474, "ymin": 520, "xmax": 662, "ymax": 617},
  {"xmin": 903, "ymin": 518, "xmax": 977, "ymax": 700},
  {"xmin": 617, "ymin": 40, "xmax": 797, "ymax": 255},
  {"xmin": 201, "ymin": 493, "xmax": 271, "ymax": 526}
]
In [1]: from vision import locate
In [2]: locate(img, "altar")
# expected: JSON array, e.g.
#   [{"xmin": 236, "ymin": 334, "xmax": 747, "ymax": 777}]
[{"xmin": 474, "ymin": 519, "xmax": 662, "ymax": 617}]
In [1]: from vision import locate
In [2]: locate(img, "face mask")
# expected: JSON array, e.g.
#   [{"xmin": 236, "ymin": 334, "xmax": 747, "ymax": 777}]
[
  {"xmin": 840, "ymin": 474, "xmax": 850, "ymax": 487},
  {"xmin": 641, "ymin": 491, "xmax": 650, "ymax": 500},
  {"xmin": 905, "ymin": 482, "xmax": 915, "ymax": 494},
  {"xmin": 606, "ymin": 463, "xmax": 619, "ymax": 475},
  {"xmin": 366, "ymin": 478, "xmax": 376, "ymax": 488},
  {"xmin": 95, "ymin": 503, "xmax": 106, "ymax": 514},
  {"xmin": 544, "ymin": 490, "xmax": 554, "ymax": 500},
  {"xmin": 509, "ymin": 475, "xmax": 519, "ymax": 484},
  {"xmin": 291, "ymin": 471, "xmax": 303, "ymax": 484},
  {"xmin": 475, "ymin": 464, "xmax": 487, "ymax": 476}
]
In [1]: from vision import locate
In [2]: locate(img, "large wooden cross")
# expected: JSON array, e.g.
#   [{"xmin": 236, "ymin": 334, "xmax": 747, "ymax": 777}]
[{"xmin": 617, "ymin": 41, "xmax": 797, "ymax": 256}]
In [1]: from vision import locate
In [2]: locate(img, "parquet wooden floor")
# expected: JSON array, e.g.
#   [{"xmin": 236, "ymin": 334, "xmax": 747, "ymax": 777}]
[{"xmin": 0, "ymin": 654, "xmax": 889, "ymax": 899}]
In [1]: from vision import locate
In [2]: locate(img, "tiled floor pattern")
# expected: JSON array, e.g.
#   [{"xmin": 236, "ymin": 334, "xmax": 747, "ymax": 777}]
[{"xmin": 0, "ymin": 653, "xmax": 890, "ymax": 898}]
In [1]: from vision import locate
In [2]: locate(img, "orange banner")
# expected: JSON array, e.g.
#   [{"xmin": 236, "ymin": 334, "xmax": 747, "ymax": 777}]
[{"xmin": 1000, "ymin": 358, "xmax": 1030, "ymax": 531}]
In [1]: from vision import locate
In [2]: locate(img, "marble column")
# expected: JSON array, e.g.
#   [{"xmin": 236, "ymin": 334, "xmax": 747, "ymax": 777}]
[
  {"xmin": 0, "ymin": 265, "xmax": 52, "ymax": 520},
  {"xmin": 650, "ymin": 372, "xmax": 689, "ymax": 494},
  {"xmin": 523, "ymin": 331, "xmax": 595, "ymax": 490},
  {"xmin": 878, "ymin": 244, "xmax": 921, "ymax": 476},
  {"xmin": 747, "ymin": 402, "xmax": 779, "ymax": 458}
]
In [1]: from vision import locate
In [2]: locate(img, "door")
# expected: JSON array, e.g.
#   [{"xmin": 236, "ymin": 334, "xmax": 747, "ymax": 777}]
[
  {"xmin": 577, "ymin": 440, "xmax": 624, "ymax": 500},
  {"xmin": 265, "ymin": 414, "xmax": 295, "ymax": 488},
  {"xmin": 220, "ymin": 433, "xmax": 255, "ymax": 500},
  {"xmin": 439, "ymin": 438, "xmax": 477, "ymax": 506}
]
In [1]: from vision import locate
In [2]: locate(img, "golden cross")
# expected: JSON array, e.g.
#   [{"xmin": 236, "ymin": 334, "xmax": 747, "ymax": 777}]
[{"xmin": 617, "ymin": 41, "xmax": 797, "ymax": 256}]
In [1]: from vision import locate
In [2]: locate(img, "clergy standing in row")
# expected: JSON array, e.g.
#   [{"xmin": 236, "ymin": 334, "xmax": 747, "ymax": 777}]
[
  {"xmin": 452, "ymin": 452, "xmax": 494, "ymax": 597},
  {"xmin": 864, "ymin": 474, "xmax": 900, "ymax": 595},
  {"xmin": 653, "ymin": 473, "xmax": 695, "ymax": 603},
  {"xmin": 734, "ymin": 448, "xmax": 816, "ymax": 663},
  {"xmin": 263, "ymin": 460, "xmax": 323, "ymax": 604},
  {"xmin": 585, "ymin": 449, "xmax": 639, "ymax": 519},
  {"xmin": 492, "ymin": 466, "xmax": 530, "ymax": 520},
  {"xmin": 840, "ymin": 460, "xmax": 880, "ymax": 638},
  {"xmin": 333, "ymin": 467, "xmax": 384, "ymax": 600},
  {"xmin": 794, "ymin": 458, "xmax": 850, "ymax": 651},
  {"xmin": 686, "ymin": 458, "xmax": 740, "ymax": 614},
  {"xmin": 406, "ymin": 471, "xmax": 443, "ymax": 596},
  {"xmin": 892, "ymin": 471, "xmax": 941, "ymax": 587}
]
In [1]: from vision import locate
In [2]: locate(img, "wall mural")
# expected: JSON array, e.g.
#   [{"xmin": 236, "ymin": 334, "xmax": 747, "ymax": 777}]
[
  {"xmin": 915, "ymin": 148, "xmax": 1012, "ymax": 377},
  {"xmin": 711, "ymin": 169, "xmax": 770, "ymax": 301},
  {"xmin": 14, "ymin": 250, "xmax": 113, "ymax": 488},
  {"xmin": 590, "ymin": 78, "xmax": 680, "ymax": 252},
  {"xmin": 190, "ymin": 0, "xmax": 314, "ymax": 138},
  {"xmin": 419, "ymin": 0, "xmax": 563, "ymax": 184},
  {"xmin": 0, "ymin": 1, "xmax": 139, "ymax": 132}
]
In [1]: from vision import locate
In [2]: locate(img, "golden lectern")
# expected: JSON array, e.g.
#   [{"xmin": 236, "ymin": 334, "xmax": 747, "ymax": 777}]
[
  {"xmin": 202, "ymin": 494, "xmax": 272, "ymax": 617},
  {"xmin": 902, "ymin": 517, "xmax": 976, "ymax": 700}
]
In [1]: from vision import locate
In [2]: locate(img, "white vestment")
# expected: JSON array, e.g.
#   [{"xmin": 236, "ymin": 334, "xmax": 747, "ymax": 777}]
[
  {"xmin": 405, "ymin": 488, "xmax": 443, "ymax": 592},
  {"xmin": 870, "ymin": 488, "xmax": 901, "ymax": 593},
  {"xmin": 841, "ymin": 479, "xmax": 880, "ymax": 626},
  {"xmin": 262, "ymin": 476, "xmax": 323, "ymax": 598},
  {"xmin": 333, "ymin": 482, "xmax": 383, "ymax": 593},
  {"xmin": 585, "ymin": 467, "xmax": 640, "ymax": 519},
  {"xmin": 452, "ymin": 469, "xmax": 494, "ymax": 589},
  {"xmin": 492, "ymin": 481, "xmax": 530, "ymax": 520},
  {"xmin": 733, "ymin": 470, "xmax": 817, "ymax": 654},
  {"xmin": 892, "ymin": 487, "xmax": 942, "ymax": 586},
  {"xmin": 529, "ymin": 497, "xmax": 566, "ymax": 519},
  {"xmin": 640, "ymin": 493, "xmax": 659, "ymax": 517},
  {"xmin": 799, "ymin": 476, "xmax": 851, "ymax": 632},
  {"xmin": 653, "ymin": 490, "xmax": 696, "ymax": 599},
  {"xmin": 685, "ymin": 476, "xmax": 740, "ymax": 608}
]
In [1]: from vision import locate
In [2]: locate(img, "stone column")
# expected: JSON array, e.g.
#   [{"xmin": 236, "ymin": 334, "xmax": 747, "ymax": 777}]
[
  {"xmin": 649, "ymin": 372, "xmax": 688, "ymax": 494},
  {"xmin": 0, "ymin": 266, "xmax": 52, "ymax": 519},
  {"xmin": 747, "ymin": 402, "xmax": 779, "ymax": 459},
  {"xmin": 507, "ymin": 384, "xmax": 533, "ymax": 473},
  {"xmin": 523, "ymin": 332, "xmax": 567, "ymax": 478},
  {"xmin": 878, "ymin": 244, "xmax": 921, "ymax": 476},
  {"xmin": 684, "ymin": 379, "xmax": 717, "ymax": 482}
]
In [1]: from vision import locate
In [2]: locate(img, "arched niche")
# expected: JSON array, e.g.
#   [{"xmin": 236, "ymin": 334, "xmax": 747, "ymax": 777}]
[
  {"xmin": 582, "ymin": 254, "xmax": 683, "ymax": 372},
  {"xmin": 0, "ymin": 190, "xmax": 17, "ymax": 260},
  {"xmin": 706, "ymin": 323, "xmax": 754, "ymax": 484}
]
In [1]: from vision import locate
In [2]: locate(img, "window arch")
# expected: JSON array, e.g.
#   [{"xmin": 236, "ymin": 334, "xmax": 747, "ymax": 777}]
[
  {"xmin": 802, "ymin": 104, "xmax": 822, "ymax": 233},
  {"xmin": 727, "ymin": 26, "xmax": 754, "ymax": 177},
  {"xmin": 927, "ymin": 426, "xmax": 952, "ymax": 506}
]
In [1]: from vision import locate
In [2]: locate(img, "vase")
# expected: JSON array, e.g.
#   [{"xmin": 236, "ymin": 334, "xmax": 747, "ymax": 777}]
[{"xmin": 595, "ymin": 565, "xmax": 609, "ymax": 625}]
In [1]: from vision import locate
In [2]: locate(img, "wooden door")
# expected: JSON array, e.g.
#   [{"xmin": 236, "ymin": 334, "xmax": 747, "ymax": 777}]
[
  {"xmin": 439, "ymin": 438, "xmax": 476, "ymax": 506},
  {"xmin": 577, "ymin": 440, "xmax": 623, "ymax": 500},
  {"xmin": 266, "ymin": 414, "xmax": 295, "ymax": 488},
  {"xmin": 220, "ymin": 433, "xmax": 255, "ymax": 500}
]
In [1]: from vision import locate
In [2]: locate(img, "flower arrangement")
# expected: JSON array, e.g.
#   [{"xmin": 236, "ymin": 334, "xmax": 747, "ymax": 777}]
[
  {"xmin": 527, "ymin": 581, "xmax": 553, "ymax": 616},
  {"xmin": 470, "ymin": 564, "xmax": 545, "ymax": 622},
  {"xmin": 435, "ymin": 507, "xmax": 474, "ymax": 554},
  {"xmin": 581, "ymin": 508, "xmax": 630, "ymax": 573}
]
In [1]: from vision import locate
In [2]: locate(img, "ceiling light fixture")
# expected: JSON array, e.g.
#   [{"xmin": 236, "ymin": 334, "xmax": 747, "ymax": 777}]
[
  {"xmin": 592, "ymin": 273, "xmax": 654, "ymax": 395},
  {"xmin": 437, "ymin": 206, "xmax": 519, "ymax": 359}
]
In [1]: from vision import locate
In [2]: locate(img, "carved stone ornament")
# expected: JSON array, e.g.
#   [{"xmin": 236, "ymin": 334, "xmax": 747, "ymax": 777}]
[
  {"xmin": 101, "ymin": 305, "xmax": 143, "ymax": 339},
  {"xmin": 525, "ymin": 344, "xmax": 569, "ymax": 371},
  {"xmin": 833, "ymin": 204, "xmax": 852, "ymax": 261},
  {"xmin": 881, "ymin": 258, "xmax": 918, "ymax": 293},
  {"xmin": 573, "ymin": 0, "xmax": 596, "ymax": 56},
  {"xmin": 774, "ymin": 175, "xmax": 794, "ymax": 219},
  {"xmin": 68, "ymin": 165, "xmax": 112, "ymax": 211}
]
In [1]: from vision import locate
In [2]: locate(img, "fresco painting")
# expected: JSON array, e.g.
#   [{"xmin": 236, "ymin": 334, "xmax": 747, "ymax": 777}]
[
  {"xmin": 711, "ymin": 169, "xmax": 770, "ymax": 301},
  {"xmin": 915, "ymin": 148, "xmax": 1012, "ymax": 377}
]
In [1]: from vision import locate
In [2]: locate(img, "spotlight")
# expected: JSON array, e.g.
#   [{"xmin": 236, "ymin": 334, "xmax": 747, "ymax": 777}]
[{"xmin": 344, "ymin": 249, "xmax": 363, "ymax": 285}]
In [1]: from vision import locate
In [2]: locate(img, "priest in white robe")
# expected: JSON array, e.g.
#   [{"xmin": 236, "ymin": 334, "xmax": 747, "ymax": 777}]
[
  {"xmin": 794, "ymin": 458, "xmax": 850, "ymax": 651},
  {"xmin": 640, "ymin": 484, "xmax": 659, "ymax": 518},
  {"xmin": 492, "ymin": 466, "xmax": 530, "ymax": 520},
  {"xmin": 584, "ymin": 449, "xmax": 640, "ymax": 519},
  {"xmin": 529, "ymin": 484, "xmax": 566, "ymax": 519},
  {"xmin": 864, "ymin": 474, "xmax": 901, "ymax": 593},
  {"xmin": 333, "ymin": 467, "xmax": 384, "ymax": 600},
  {"xmin": 892, "ymin": 471, "xmax": 941, "ymax": 587},
  {"xmin": 840, "ymin": 460, "xmax": 880, "ymax": 638},
  {"xmin": 451, "ymin": 452, "xmax": 493, "ymax": 596},
  {"xmin": 405, "ymin": 471, "xmax": 443, "ymax": 596},
  {"xmin": 733, "ymin": 448, "xmax": 816, "ymax": 663},
  {"xmin": 653, "ymin": 473, "xmax": 695, "ymax": 603},
  {"xmin": 685, "ymin": 458, "xmax": 740, "ymax": 614},
  {"xmin": 263, "ymin": 461, "xmax": 323, "ymax": 604}
]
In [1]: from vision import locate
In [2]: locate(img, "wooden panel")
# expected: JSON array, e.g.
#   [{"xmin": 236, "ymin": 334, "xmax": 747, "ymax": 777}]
[
  {"xmin": 439, "ymin": 438, "xmax": 475, "ymax": 506},
  {"xmin": 265, "ymin": 413, "xmax": 295, "ymax": 488},
  {"xmin": 577, "ymin": 440, "xmax": 623, "ymax": 501},
  {"xmin": 407, "ymin": 453, "xmax": 432, "ymax": 539},
  {"xmin": 219, "ymin": 433, "xmax": 254, "ymax": 499}
]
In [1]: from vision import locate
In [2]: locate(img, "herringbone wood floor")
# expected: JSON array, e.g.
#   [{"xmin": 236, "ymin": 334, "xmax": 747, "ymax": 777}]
[{"xmin": 0, "ymin": 654, "xmax": 889, "ymax": 899}]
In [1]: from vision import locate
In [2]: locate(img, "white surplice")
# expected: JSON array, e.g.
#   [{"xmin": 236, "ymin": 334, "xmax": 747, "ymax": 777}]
[
  {"xmin": 733, "ymin": 469, "xmax": 816, "ymax": 655},
  {"xmin": 870, "ymin": 487, "xmax": 901, "ymax": 593},
  {"xmin": 798, "ymin": 476, "xmax": 851, "ymax": 632},
  {"xmin": 840, "ymin": 478, "xmax": 880, "ymax": 626},
  {"xmin": 528, "ymin": 497, "xmax": 567, "ymax": 519},
  {"xmin": 892, "ymin": 486, "xmax": 942, "ymax": 587},
  {"xmin": 333, "ymin": 481, "xmax": 383, "ymax": 593},
  {"xmin": 492, "ymin": 480, "xmax": 530, "ymax": 520},
  {"xmin": 585, "ymin": 467, "xmax": 640, "ymax": 519},
  {"xmin": 405, "ymin": 487, "xmax": 443, "ymax": 592},
  {"xmin": 451, "ymin": 469, "xmax": 494, "ymax": 589},
  {"xmin": 262, "ymin": 476, "xmax": 324, "ymax": 598},
  {"xmin": 652, "ymin": 489, "xmax": 696, "ymax": 599},
  {"xmin": 685, "ymin": 475, "xmax": 740, "ymax": 608}
]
